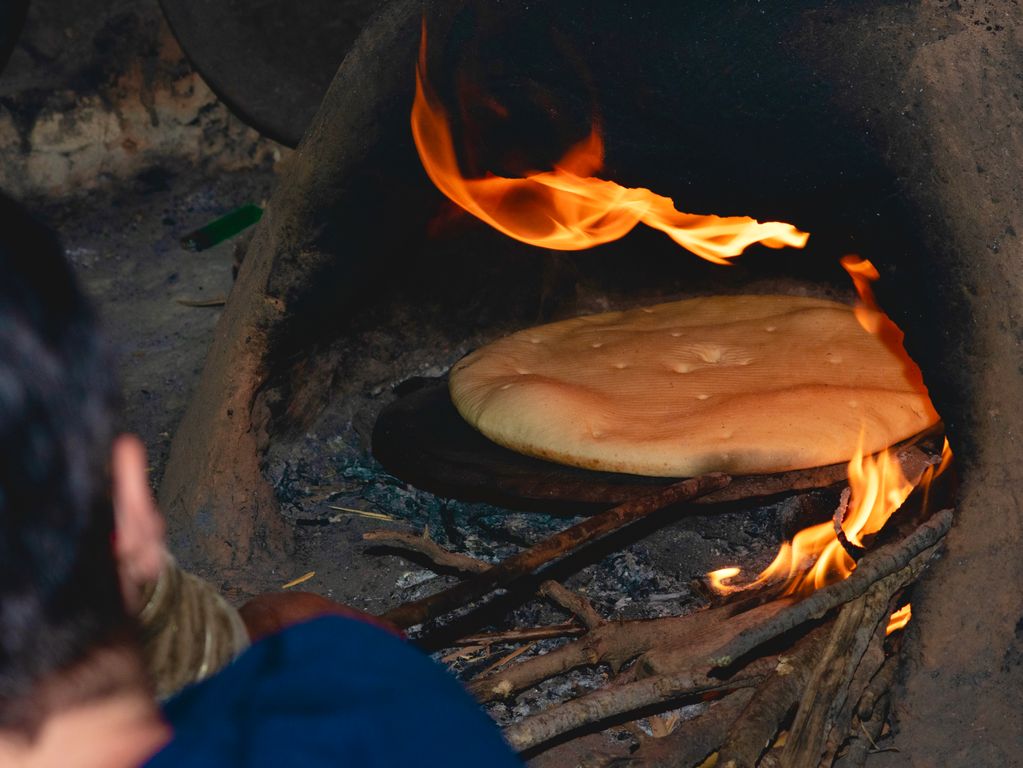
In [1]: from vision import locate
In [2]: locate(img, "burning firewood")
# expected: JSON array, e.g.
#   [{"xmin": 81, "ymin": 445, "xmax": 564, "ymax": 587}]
[
  {"xmin": 367, "ymin": 462, "xmax": 951, "ymax": 766},
  {"xmin": 483, "ymin": 512, "xmax": 950, "ymax": 752}
]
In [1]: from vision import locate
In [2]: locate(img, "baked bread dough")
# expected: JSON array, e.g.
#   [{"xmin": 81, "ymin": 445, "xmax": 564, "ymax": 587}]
[{"xmin": 449, "ymin": 295, "xmax": 938, "ymax": 476}]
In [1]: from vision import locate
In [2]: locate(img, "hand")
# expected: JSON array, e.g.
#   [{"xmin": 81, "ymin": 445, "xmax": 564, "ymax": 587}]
[
  {"xmin": 238, "ymin": 591, "xmax": 401, "ymax": 643},
  {"xmin": 111, "ymin": 435, "xmax": 169, "ymax": 612}
]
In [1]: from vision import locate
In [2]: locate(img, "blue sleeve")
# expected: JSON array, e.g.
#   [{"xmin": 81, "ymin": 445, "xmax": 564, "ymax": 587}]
[{"xmin": 146, "ymin": 615, "xmax": 522, "ymax": 768}]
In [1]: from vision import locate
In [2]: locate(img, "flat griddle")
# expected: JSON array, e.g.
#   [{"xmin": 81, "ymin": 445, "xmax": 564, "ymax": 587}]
[{"xmin": 371, "ymin": 376, "xmax": 893, "ymax": 512}]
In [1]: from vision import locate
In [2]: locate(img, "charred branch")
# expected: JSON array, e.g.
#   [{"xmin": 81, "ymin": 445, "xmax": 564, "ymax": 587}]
[
  {"xmin": 362, "ymin": 530, "xmax": 491, "ymax": 574},
  {"xmin": 470, "ymin": 615, "xmax": 694, "ymax": 703},
  {"xmin": 820, "ymin": 619, "xmax": 888, "ymax": 764},
  {"xmin": 451, "ymin": 624, "xmax": 587, "ymax": 646},
  {"xmin": 362, "ymin": 526, "xmax": 606, "ymax": 632},
  {"xmin": 503, "ymin": 657, "xmax": 774, "ymax": 753},
  {"xmin": 779, "ymin": 577, "xmax": 898, "ymax": 766},
  {"xmin": 362, "ymin": 525, "xmax": 614, "ymax": 654},
  {"xmin": 856, "ymin": 655, "xmax": 900, "ymax": 722},
  {"xmin": 700, "ymin": 509, "xmax": 952, "ymax": 670},
  {"xmin": 329, "ymin": 405, "xmax": 948, "ymax": 766},
  {"xmin": 539, "ymin": 580, "xmax": 605, "ymax": 631},
  {"xmin": 832, "ymin": 694, "xmax": 891, "ymax": 768},
  {"xmin": 380, "ymin": 474, "xmax": 730, "ymax": 628},
  {"xmin": 463, "ymin": 507, "xmax": 953, "ymax": 764},
  {"xmin": 471, "ymin": 509, "xmax": 950, "ymax": 708},
  {"xmin": 700, "ymin": 438, "xmax": 940, "ymax": 507},
  {"xmin": 595, "ymin": 688, "xmax": 756, "ymax": 768},
  {"xmin": 716, "ymin": 624, "xmax": 833, "ymax": 768}
]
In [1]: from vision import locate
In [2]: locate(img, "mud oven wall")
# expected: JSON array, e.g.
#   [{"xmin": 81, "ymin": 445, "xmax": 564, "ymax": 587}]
[{"xmin": 158, "ymin": 2, "xmax": 1022, "ymax": 764}]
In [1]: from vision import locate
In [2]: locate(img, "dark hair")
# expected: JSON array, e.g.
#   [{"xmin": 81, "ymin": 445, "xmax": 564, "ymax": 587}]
[{"xmin": 0, "ymin": 194, "xmax": 126, "ymax": 727}]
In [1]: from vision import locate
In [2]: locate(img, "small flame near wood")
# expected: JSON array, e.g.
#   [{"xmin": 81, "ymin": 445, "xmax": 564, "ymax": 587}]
[
  {"xmin": 887, "ymin": 603, "xmax": 912, "ymax": 635},
  {"xmin": 708, "ymin": 435, "xmax": 950, "ymax": 598}
]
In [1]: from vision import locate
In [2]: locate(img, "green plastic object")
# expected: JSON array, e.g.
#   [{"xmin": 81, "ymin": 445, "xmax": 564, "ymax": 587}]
[{"xmin": 180, "ymin": 204, "xmax": 263, "ymax": 252}]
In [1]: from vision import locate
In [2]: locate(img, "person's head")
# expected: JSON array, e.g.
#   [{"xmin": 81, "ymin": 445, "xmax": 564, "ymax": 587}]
[{"xmin": 0, "ymin": 194, "xmax": 164, "ymax": 734}]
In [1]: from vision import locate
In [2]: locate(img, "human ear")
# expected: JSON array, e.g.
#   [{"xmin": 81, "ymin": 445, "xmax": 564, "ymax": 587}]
[{"xmin": 111, "ymin": 434, "xmax": 168, "ymax": 611}]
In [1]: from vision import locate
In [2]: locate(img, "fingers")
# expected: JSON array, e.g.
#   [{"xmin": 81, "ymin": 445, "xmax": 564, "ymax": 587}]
[{"xmin": 111, "ymin": 434, "xmax": 168, "ymax": 606}]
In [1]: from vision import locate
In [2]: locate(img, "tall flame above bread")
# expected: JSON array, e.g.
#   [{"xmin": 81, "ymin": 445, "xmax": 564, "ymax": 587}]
[{"xmin": 412, "ymin": 24, "xmax": 809, "ymax": 263}]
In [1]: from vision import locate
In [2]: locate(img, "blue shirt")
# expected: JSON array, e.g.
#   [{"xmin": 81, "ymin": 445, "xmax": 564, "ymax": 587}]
[{"xmin": 146, "ymin": 615, "xmax": 521, "ymax": 767}]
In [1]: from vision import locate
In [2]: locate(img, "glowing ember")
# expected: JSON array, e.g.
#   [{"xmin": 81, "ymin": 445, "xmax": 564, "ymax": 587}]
[
  {"xmin": 887, "ymin": 603, "xmax": 912, "ymax": 634},
  {"xmin": 412, "ymin": 26, "xmax": 809, "ymax": 262},
  {"xmin": 706, "ymin": 567, "xmax": 742, "ymax": 593}
]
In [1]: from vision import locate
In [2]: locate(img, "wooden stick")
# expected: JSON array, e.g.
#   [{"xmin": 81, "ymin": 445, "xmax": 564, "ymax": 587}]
[
  {"xmin": 380, "ymin": 473, "xmax": 731, "ymax": 628},
  {"xmin": 471, "ymin": 570, "xmax": 813, "ymax": 703},
  {"xmin": 597, "ymin": 688, "xmax": 756, "ymax": 768},
  {"xmin": 637, "ymin": 526, "xmax": 944, "ymax": 680},
  {"xmin": 693, "ymin": 427, "xmax": 941, "ymax": 506},
  {"xmin": 702, "ymin": 509, "xmax": 953, "ymax": 669},
  {"xmin": 540, "ymin": 580, "xmax": 605, "ymax": 630},
  {"xmin": 362, "ymin": 530, "xmax": 490, "ymax": 574},
  {"xmin": 820, "ymin": 619, "xmax": 887, "ymax": 764},
  {"xmin": 452, "ymin": 623, "xmax": 587, "ymax": 646},
  {"xmin": 469, "ymin": 615, "xmax": 691, "ymax": 702},
  {"xmin": 364, "ymin": 529, "xmax": 606, "ymax": 643},
  {"xmin": 832, "ymin": 488, "xmax": 863, "ymax": 563},
  {"xmin": 473, "ymin": 509, "xmax": 951, "ymax": 705},
  {"xmin": 503, "ymin": 657, "xmax": 772, "ymax": 753},
  {"xmin": 717, "ymin": 624, "xmax": 833, "ymax": 768},
  {"xmin": 361, "ymin": 532, "xmax": 601, "ymax": 632},
  {"xmin": 778, "ymin": 574, "xmax": 895, "ymax": 766},
  {"xmin": 480, "ymin": 642, "xmax": 538, "ymax": 677},
  {"xmin": 833, "ymin": 693, "xmax": 891, "ymax": 768},
  {"xmin": 856, "ymin": 654, "xmax": 900, "ymax": 720}
]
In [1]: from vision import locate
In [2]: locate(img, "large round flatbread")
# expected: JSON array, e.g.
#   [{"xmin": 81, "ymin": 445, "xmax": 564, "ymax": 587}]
[{"xmin": 449, "ymin": 295, "xmax": 938, "ymax": 477}]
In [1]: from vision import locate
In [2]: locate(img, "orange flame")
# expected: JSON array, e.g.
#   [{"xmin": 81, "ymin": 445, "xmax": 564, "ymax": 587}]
[
  {"xmin": 919, "ymin": 437, "xmax": 954, "ymax": 516},
  {"xmin": 886, "ymin": 603, "xmax": 912, "ymax": 634},
  {"xmin": 706, "ymin": 567, "xmax": 741, "ymax": 593},
  {"xmin": 412, "ymin": 26, "xmax": 810, "ymax": 262},
  {"xmin": 708, "ymin": 438, "xmax": 920, "ymax": 598},
  {"xmin": 411, "ymin": 26, "xmax": 948, "ymax": 603},
  {"xmin": 709, "ymin": 413, "xmax": 952, "ymax": 599},
  {"xmin": 842, "ymin": 432, "xmax": 916, "ymax": 548},
  {"xmin": 840, "ymin": 255, "xmax": 884, "ymax": 334},
  {"xmin": 840, "ymin": 255, "xmax": 935, "ymax": 403}
]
